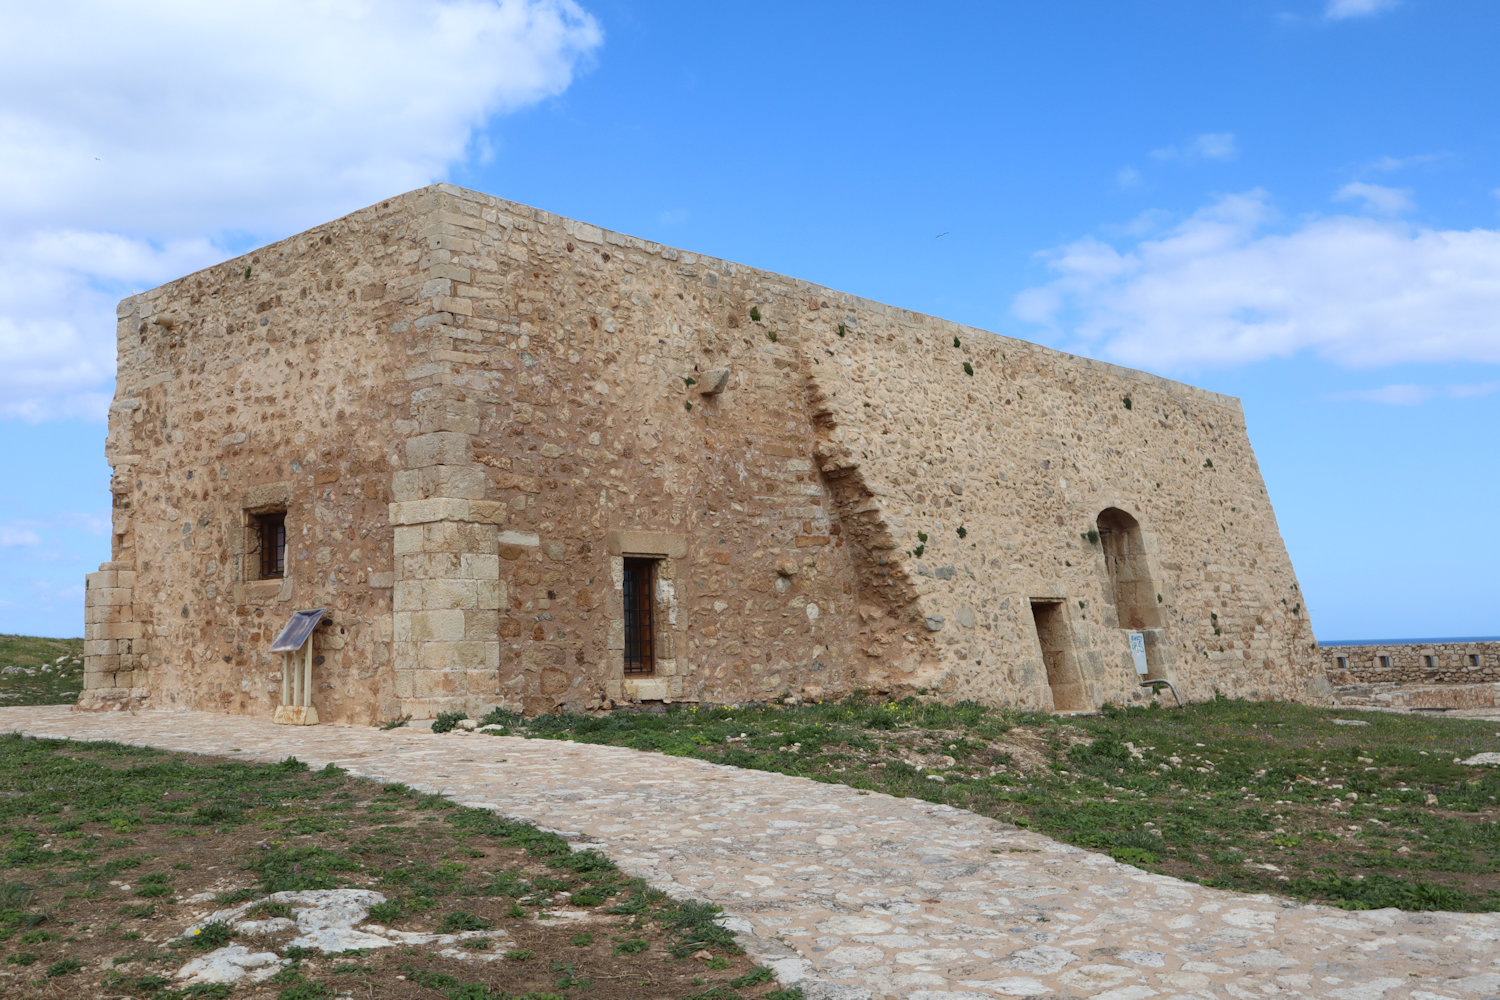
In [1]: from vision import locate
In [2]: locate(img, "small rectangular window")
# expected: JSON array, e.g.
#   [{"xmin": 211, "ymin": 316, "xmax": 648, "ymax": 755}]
[
  {"xmin": 1470, "ymin": 654, "xmax": 1482, "ymax": 668},
  {"xmin": 1378, "ymin": 655, "xmax": 1391, "ymax": 669},
  {"xmin": 253, "ymin": 511, "xmax": 286, "ymax": 579},
  {"xmin": 1423, "ymin": 654, "xmax": 1436, "ymax": 669},
  {"xmin": 622, "ymin": 557, "xmax": 657, "ymax": 676},
  {"xmin": 1336, "ymin": 656, "xmax": 1348, "ymax": 670}
]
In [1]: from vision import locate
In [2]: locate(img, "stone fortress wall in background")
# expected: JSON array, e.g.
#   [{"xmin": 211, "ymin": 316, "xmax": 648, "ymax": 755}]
[
  {"xmin": 1323, "ymin": 641, "xmax": 1500, "ymax": 686},
  {"xmin": 80, "ymin": 184, "xmax": 1327, "ymax": 724}
]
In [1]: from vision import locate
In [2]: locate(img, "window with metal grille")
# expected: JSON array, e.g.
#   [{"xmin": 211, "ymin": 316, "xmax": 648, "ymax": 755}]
[
  {"xmin": 623, "ymin": 557, "xmax": 657, "ymax": 676},
  {"xmin": 254, "ymin": 511, "xmax": 287, "ymax": 579}
]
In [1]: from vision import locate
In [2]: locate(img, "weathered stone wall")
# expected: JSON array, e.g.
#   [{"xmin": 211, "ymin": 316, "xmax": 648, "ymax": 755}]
[
  {"xmin": 80, "ymin": 191, "xmax": 442, "ymax": 722},
  {"xmin": 802, "ymin": 308, "xmax": 1322, "ymax": 708},
  {"xmin": 82, "ymin": 183, "xmax": 1326, "ymax": 723},
  {"xmin": 1323, "ymin": 642, "xmax": 1500, "ymax": 685},
  {"xmin": 384, "ymin": 188, "xmax": 928, "ymax": 718}
]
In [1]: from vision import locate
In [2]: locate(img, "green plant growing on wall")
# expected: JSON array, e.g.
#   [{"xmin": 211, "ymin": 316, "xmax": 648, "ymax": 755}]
[
  {"xmin": 1122, "ymin": 395, "xmax": 1133, "ymax": 410},
  {"xmin": 913, "ymin": 544, "xmax": 925, "ymax": 558},
  {"xmin": 962, "ymin": 362, "xmax": 974, "ymax": 376},
  {"xmin": 684, "ymin": 401, "xmax": 693, "ymax": 411},
  {"xmin": 837, "ymin": 323, "xmax": 846, "ymax": 337},
  {"xmin": 749, "ymin": 306, "xmax": 761, "ymax": 322},
  {"xmin": 767, "ymin": 331, "xmax": 778, "ymax": 343},
  {"xmin": 682, "ymin": 376, "xmax": 696, "ymax": 387},
  {"xmin": 957, "ymin": 525, "xmax": 967, "ymax": 539},
  {"xmin": 243, "ymin": 266, "xmax": 252, "ymax": 280},
  {"xmin": 917, "ymin": 531, "xmax": 928, "ymax": 543},
  {"xmin": 953, "ymin": 336, "xmax": 961, "ymax": 348},
  {"xmin": 1082, "ymin": 529, "xmax": 1100, "ymax": 544},
  {"xmin": 1203, "ymin": 458, "xmax": 1214, "ymax": 469}
]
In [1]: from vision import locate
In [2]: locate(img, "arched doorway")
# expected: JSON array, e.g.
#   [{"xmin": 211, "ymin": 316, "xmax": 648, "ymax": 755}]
[{"xmin": 1096, "ymin": 507, "xmax": 1162, "ymax": 630}]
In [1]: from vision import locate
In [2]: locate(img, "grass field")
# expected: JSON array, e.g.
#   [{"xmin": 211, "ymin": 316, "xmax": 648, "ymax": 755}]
[
  {"xmin": 3, "ymin": 633, "xmax": 1496, "ymax": 922},
  {"xmin": 466, "ymin": 696, "xmax": 1500, "ymax": 913},
  {"xmin": 0, "ymin": 735, "xmax": 800, "ymax": 1000},
  {"xmin": 0, "ymin": 634, "xmax": 83, "ymax": 707}
]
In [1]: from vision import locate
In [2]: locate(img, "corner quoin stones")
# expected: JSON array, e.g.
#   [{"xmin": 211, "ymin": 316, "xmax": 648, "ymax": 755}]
[{"xmin": 78, "ymin": 184, "xmax": 1326, "ymax": 724}]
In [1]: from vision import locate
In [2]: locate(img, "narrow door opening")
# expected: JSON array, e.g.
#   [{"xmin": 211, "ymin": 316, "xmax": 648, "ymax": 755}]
[
  {"xmin": 623, "ymin": 557, "xmax": 657, "ymax": 676},
  {"xmin": 1030, "ymin": 600, "xmax": 1089, "ymax": 711}
]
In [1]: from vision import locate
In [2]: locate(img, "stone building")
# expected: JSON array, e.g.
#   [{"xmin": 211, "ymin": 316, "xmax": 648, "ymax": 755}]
[{"xmin": 78, "ymin": 184, "xmax": 1327, "ymax": 724}]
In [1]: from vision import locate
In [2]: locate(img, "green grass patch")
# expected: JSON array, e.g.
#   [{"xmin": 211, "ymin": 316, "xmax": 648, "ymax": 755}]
[
  {"xmin": 482, "ymin": 695, "xmax": 1500, "ymax": 912},
  {"xmin": 0, "ymin": 633, "xmax": 84, "ymax": 706},
  {"xmin": 0, "ymin": 730, "xmax": 782, "ymax": 997}
]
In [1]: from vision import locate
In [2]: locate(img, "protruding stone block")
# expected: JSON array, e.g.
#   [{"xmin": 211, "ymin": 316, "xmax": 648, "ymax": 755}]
[{"xmin": 699, "ymin": 367, "xmax": 731, "ymax": 394}]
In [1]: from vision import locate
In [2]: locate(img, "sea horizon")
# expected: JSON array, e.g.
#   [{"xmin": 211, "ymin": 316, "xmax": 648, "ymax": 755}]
[{"xmin": 1319, "ymin": 636, "xmax": 1500, "ymax": 647}]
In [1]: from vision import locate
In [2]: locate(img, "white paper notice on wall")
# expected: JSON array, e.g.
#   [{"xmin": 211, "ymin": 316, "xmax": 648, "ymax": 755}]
[{"xmin": 1128, "ymin": 631, "xmax": 1149, "ymax": 676}]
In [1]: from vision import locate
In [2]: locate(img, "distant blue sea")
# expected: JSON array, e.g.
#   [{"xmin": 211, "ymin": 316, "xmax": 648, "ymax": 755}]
[{"xmin": 1320, "ymin": 636, "xmax": 1500, "ymax": 647}]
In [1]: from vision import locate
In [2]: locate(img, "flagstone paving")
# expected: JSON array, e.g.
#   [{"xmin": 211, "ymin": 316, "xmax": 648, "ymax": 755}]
[{"xmin": 3, "ymin": 706, "xmax": 1498, "ymax": 1000}]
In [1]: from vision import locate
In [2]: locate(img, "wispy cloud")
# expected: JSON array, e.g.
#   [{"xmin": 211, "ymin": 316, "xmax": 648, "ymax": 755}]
[
  {"xmin": 1012, "ymin": 189, "xmax": 1500, "ymax": 371},
  {"xmin": 1368, "ymin": 152, "xmax": 1444, "ymax": 173},
  {"xmin": 1333, "ymin": 381, "xmax": 1500, "ymax": 405},
  {"xmin": 0, "ymin": 525, "xmax": 42, "ymax": 549},
  {"xmin": 1116, "ymin": 166, "xmax": 1142, "ymax": 190},
  {"xmin": 1151, "ymin": 133, "xmax": 1238, "ymax": 163},
  {"xmin": 1334, "ymin": 181, "xmax": 1414, "ymax": 216},
  {"xmin": 0, "ymin": 1, "xmax": 604, "ymax": 421},
  {"xmin": 1325, "ymin": 0, "xmax": 1399, "ymax": 19}
]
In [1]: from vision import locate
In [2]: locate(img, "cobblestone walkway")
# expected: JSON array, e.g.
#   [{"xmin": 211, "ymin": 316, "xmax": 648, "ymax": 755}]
[{"xmin": 4, "ymin": 707, "xmax": 1498, "ymax": 1000}]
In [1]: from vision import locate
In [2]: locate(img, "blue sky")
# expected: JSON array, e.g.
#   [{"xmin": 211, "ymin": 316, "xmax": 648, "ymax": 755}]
[{"xmin": 1, "ymin": 0, "xmax": 1496, "ymax": 641}]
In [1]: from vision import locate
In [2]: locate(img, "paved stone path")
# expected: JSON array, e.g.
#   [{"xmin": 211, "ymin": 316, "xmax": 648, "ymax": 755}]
[{"xmin": 3, "ymin": 706, "xmax": 1498, "ymax": 1000}]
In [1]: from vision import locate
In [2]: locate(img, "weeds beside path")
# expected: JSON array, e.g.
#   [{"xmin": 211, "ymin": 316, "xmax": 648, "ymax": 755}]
[{"xmin": 472, "ymin": 696, "xmax": 1500, "ymax": 913}]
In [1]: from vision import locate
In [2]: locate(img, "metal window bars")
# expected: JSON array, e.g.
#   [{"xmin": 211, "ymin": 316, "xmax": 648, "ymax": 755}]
[
  {"xmin": 622, "ymin": 558, "xmax": 656, "ymax": 676},
  {"xmin": 257, "ymin": 512, "xmax": 286, "ymax": 579}
]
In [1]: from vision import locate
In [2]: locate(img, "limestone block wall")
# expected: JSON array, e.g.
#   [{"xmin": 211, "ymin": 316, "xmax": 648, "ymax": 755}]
[
  {"xmin": 78, "ymin": 190, "xmax": 448, "ymax": 722},
  {"xmin": 381, "ymin": 187, "xmax": 928, "ymax": 718},
  {"xmin": 80, "ymin": 182, "xmax": 1325, "ymax": 722},
  {"xmin": 81, "ymin": 562, "xmax": 138, "ymax": 695},
  {"xmin": 376, "ymin": 185, "xmax": 1319, "ymax": 715},
  {"xmin": 1323, "ymin": 642, "xmax": 1500, "ymax": 685},
  {"xmin": 800, "ymin": 309, "xmax": 1322, "ymax": 708}
]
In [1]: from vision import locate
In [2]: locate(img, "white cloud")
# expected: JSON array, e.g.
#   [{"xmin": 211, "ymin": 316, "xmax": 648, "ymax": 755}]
[
  {"xmin": 0, "ymin": 0, "xmax": 602, "ymax": 420},
  {"xmin": 1334, "ymin": 181, "xmax": 1414, "ymax": 215},
  {"xmin": 1116, "ymin": 166, "xmax": 1142, "ymax": 189},
  {"xmin": 1012, "ymin": 189, "xmax": 1500, "ymax": 370},
  {"xmin": 0, "ymin": 526, "xmax": 42, "ymax": 549},
  {"xmin": 1333, "ymin": 381, "xmax": 1500, "ymax": 405},
  {"xmin": 1325, "ymin": 0, "xmax": 1399, "ymax": 19},
  {"xmin": 1151, "ymin": 133, "xmax": 1238, "ymax": 163},
  {"xmin": 1334, "ymin": 384, "xmax": 1432, "ymax": 405},
  {"xmin": 1369, "ymin": 152, "xmax": 1443, "ymax": 173}
]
